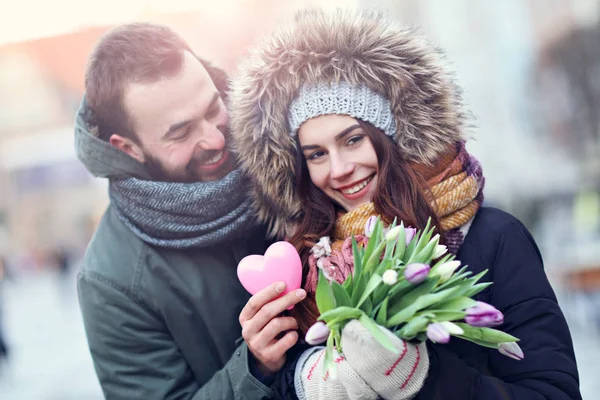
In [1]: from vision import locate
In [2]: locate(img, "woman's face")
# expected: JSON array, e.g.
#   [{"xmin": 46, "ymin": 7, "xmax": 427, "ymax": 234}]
[{"xmin": 298, "ymin": 115, "xmax": 379, "ymax": 212}]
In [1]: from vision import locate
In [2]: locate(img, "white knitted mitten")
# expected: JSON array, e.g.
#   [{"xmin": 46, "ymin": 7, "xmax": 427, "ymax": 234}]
[
  {"xmin": 342, "ymin": 320, "xmax": 429, "ymax": 400},
  {"xmin": 295, "ymin": 346, "xmax": 378, "ymax": 400}
]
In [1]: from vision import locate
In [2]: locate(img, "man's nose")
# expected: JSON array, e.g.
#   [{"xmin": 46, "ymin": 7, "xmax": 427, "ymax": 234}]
[{"xmin": 197, "ymin": 121, "xmax": 226, "ymax": 151}]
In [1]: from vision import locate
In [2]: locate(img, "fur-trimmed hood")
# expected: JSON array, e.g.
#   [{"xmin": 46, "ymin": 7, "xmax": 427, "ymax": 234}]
[{"xmin": 229, "ymin": 9, "xmax": 469, "ymax": 237}]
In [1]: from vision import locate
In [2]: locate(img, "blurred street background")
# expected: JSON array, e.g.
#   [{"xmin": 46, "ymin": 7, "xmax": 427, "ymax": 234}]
[{"xmin": 1, "ymin": 0, "xmax": 600, "ymax": 399}]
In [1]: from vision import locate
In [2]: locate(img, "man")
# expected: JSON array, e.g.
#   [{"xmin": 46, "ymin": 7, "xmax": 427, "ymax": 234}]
[{"xmin": 75, "ymin": 23, "xmax": 304, "ymax": 399}]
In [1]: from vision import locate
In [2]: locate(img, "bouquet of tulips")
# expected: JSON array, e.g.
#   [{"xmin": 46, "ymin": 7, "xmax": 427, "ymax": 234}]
[{"xmin": 305, "ymin": 217, "xmax": 523, "ymax": 376}]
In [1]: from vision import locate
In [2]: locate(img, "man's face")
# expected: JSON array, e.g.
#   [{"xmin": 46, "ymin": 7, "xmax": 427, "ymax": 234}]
[{"xmin": 122, "ymin": 51, "xmax": 235, "ymax": 182}]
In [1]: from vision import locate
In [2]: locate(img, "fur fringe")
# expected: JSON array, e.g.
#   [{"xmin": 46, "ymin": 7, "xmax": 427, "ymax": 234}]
[{"xmin": 229, "ymin": 9, "xmax": 470, "ymax": 237}]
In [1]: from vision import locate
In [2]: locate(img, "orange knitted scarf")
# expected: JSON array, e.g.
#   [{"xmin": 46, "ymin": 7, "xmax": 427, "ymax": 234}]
[{"xmin": 331, "ymin": 142, "xmax": 484, "ymax": 253}]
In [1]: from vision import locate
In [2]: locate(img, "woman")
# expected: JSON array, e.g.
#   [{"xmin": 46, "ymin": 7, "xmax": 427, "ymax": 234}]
[{"xmin": 230, "ymin": 10, "xmax": 581, "ymax": 400}]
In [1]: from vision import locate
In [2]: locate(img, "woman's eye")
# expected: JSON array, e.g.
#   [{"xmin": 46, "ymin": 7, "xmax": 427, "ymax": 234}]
[
  {"xmin": 307, "ymin": 150, "xmax": 326, "ymax": 161},
  {"xmin": 347, "ymin": 135, "xmax": 365, "ymax": 146}
]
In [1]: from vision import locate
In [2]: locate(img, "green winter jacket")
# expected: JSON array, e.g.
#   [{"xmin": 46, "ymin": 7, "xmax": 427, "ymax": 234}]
[{"xmin": 75, "ymin": 98, "xmax": 274, "ymax": 399}]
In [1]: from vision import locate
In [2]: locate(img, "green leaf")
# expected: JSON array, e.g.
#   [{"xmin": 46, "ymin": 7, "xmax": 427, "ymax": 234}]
[
  {"xmin": 342, "ymin": 271, "xmax": 353, "ymax": 292},
  {"xmin": 352, "ymin": 236, "xmax": 363, "ymax": 279},
  {"xmin": 325, "ymin": 317, "xmax": 346, "ymax": 328},
  {"xmin": 347, "ymin": 236, "xmax": 363, "ymax": 300},
  {"xmin": 451, "ymin": 265, "xmax": 472, "ymax": 279},
  {"xmin": 443, "ymin": 272, "xmax": 490, "ymax": 300},
  {"xmin": 387, "ymin": 286, "xmax": 458, "ymax": 327},
  {"xmin": 412, "ymin": 287, "xmax": 460, "ymax": 310},
  {"xmin": 443, "ymin": 275, "xmax": 481, "ymax": 298},
  {"xmin": 374, "ymin": 258, "xmax": 392, "ymax": 277},
  {"xmin": 351, "ymin": 272, "xmax": 367, "ymax": 306},
  {"xmin": 434, "ymin": 296, "xmax": 478, "ymax": 311},
  {"xmin": 331, "ymin": 281, "xmax": 353, "ymax": 308},
  {"xmin": 360, "ymin": 296, "xmax": 373, "ymax": 315},
  {"xmin": 318, "ymin": 306, "xmax": 363, "ymax": 323},
  {"xmin": 398, "ymin": 315, "xmax": 430, "ymax": 337},
  {"xmin": 388, "ymin": 279, "xmax": 412, "ymax": 298},
  {"xmin": 360, "ymin": 314, "xmax": 396, "ymax": 352},
  {"xmin": 407, "ymin": 234, "xmax": 439, "ymax": 264},
  {"xmin": 376, "ymin": 297, "xmax": 389, "ymax": 325},
  {"xmin": 455, "ymin": 323, "xmax": 520, "ymax": 343},
  {"xmin": 386, "ymin": 304, "xmax": 418, "ymax": 327},
  {"xmin": 316, "ymin": 269, "xmax": 336, "ymax": 314},
  {"xmin": 364, "ymin": 241, "xmax": 387, "ymax": 273},
  {"xmin": 388, "ymin": 276, "xmax": 440, "ymax": 316},
  {"xmin": 333, "ymin": 327, "xmax": 343, "ymax": 354},
  {"xmin": 412, "ymin": 217, "xmax": 434, "ymax": 255},
  {"xmin": 394, "ymin": 222, "xmax": 407, "ymax": 260},
  {"xmin": 463, "ymin": 282, "xmax": 493, "ymax": 298},
  {"xmin": 434, "ymin": 268, "xmax": 472, "ymax": 292},
  {"xmin": 457, "ymin": 336, "xmax": 500, "ymax": 349},
  {"xmin": 324, "ymin": 334, "xmax": 336, "ymax": 379},
  {"xmin": 425, "ymin": 310, "xmax": 467, "ymax": 322},
  {"xmin": 357, "ymin": 274, "xmax": 382, "ymax": 308},
  {"xmin": 470, "ymin": 269, "xmax": 489, "ymax": 284},
  {"xmin": 363, "ymin": 219, "xmax": 383, "ymax": 263},
  {"xmin": 402, "ymin": 232, "xmax": 419, "ymax": 264},
  {"xmin": 383, "ymin": 219, "xmax": 398, "ymax": 261},
  {"xmin": 372, "ymin": 276, "xmax": 394, "ymax": 305},
  {"xmin": 416, "ymin": 332, "xmax": 428, "ymax": 342}
]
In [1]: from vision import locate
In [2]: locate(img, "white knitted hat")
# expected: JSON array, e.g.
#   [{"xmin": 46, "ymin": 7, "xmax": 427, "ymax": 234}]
[{"xmin": 288, "ymin": 81, "xmax": 397, "ymax": 137}]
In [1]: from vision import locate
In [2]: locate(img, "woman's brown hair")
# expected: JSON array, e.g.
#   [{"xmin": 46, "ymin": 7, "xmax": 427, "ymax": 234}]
[{"xmin": 288, "ymin": 119, "xmax": 442, "ymax": 336}]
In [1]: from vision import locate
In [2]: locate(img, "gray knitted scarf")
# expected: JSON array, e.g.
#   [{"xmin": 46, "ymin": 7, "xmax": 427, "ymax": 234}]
[{"xmin": 109, "ymin": 169, "xmax": 258, "ymax": 248}]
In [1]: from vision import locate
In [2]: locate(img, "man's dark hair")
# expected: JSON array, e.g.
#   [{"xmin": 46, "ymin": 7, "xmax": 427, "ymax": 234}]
[{"xmin": 85, "ymin": 22, "xmax": 228, "ymax": 142}]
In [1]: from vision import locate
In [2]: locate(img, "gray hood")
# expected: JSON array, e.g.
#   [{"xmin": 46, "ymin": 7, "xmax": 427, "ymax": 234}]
[{"xmin": 74, "ymin": 97, "xmax": 151, "ymax": 180}]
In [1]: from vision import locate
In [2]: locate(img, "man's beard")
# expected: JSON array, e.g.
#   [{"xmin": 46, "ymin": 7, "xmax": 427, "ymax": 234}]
[
  {"xmin": 144, "ymin": 148, "xmax": 235, "ymax": 183},
  {"xmin": 143, "ymin": 126, "xmax": 235, "ymax": 183},
  {"xmin": 144, "ymin": 153, "xmax": 196, "ymax": 183}
]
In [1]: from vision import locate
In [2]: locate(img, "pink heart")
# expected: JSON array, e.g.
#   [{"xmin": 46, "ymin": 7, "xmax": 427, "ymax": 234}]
[{"xmin": 237, "ymin": 241, "xmax": 303, "ymax": 308}]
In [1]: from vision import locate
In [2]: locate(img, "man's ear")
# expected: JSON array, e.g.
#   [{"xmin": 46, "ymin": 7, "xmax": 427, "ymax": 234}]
[{"xmin": 109, "ymin": 134, "xmax": 145, "ymax": 163}]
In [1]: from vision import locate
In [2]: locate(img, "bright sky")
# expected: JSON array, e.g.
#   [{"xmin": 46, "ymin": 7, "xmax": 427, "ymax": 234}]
[
  {"xmin": 0, "ymin": 0, "xmax": 356, "ymax": 45},
  {"xmin": 0, "ymin": 1, "xmax": 232, "ymax": 44}
]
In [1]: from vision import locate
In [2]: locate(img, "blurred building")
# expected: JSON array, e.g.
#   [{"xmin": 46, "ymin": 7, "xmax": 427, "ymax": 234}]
[
  {"xmin": 0, "ymin": 0, "xmax": 356, "ymax": 265},
  {"xmin": 360, "ymin": 0, "xmax": 600, "ymax": 272},
  {"xmin": 0, "ymin": 29, "xmax": 104, "ymax": 260}
]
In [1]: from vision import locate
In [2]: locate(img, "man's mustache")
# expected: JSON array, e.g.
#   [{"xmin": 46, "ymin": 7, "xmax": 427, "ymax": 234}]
[
  {"xmin": 191, "ymin": 149, "xmax": 222, "ymax": 165},
  {"xmin": 190, "ymin": 126, "xmax": 230, "ymax": 165}
]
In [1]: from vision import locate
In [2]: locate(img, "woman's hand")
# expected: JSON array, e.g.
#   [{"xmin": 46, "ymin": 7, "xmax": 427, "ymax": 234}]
[
  {"xmin": 342, "ymin": 320, "xmax": 429, "ymax": 400},
  {"xmin": 296, "ymin": 321, "xmax": 429, "ymax": 400},
  {"xmin": 239, "ymin": 282, "xmax": 306, "ymax": 376}
]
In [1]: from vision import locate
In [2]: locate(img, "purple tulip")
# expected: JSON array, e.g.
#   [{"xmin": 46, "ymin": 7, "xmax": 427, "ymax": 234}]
[
  {"xmin": 404, "ymin": 263, "xmax": 430, "ymax": 284},
  {"xmin": 305, "ymin": 321, "xmax": 331, "ymax": 345},
  {"xmin": 405, "ymin": 227, "xmax": 417, "ymax": 246},
  {"xmin": 465, "ymin": 301, "xmax": 504, "ymax": 327},
  {"xmin": 498, "ymin": 342, "xmax": 524, "ymax": 361},
  {"xmin": 364, "ymin": 216, "xmax": 378, "ymax": 238},
  {"xmin": 426, "ymin": 323, "xmax": 450, "ymax": 344}
]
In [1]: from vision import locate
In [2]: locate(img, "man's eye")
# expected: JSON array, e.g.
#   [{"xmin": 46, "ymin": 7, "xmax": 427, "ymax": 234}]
[{"xmin": 174, "ymin": 126, "xmax": 191, "ymax": 141}]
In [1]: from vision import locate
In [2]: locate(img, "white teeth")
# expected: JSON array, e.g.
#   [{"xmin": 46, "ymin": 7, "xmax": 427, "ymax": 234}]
[
  {"xmin": 203, "ymin": 150, "xmax": 224, "ymax": 165},
  {"xmin": 341, "ymin": 176, "xmax": 373, "ymax": 195}
]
